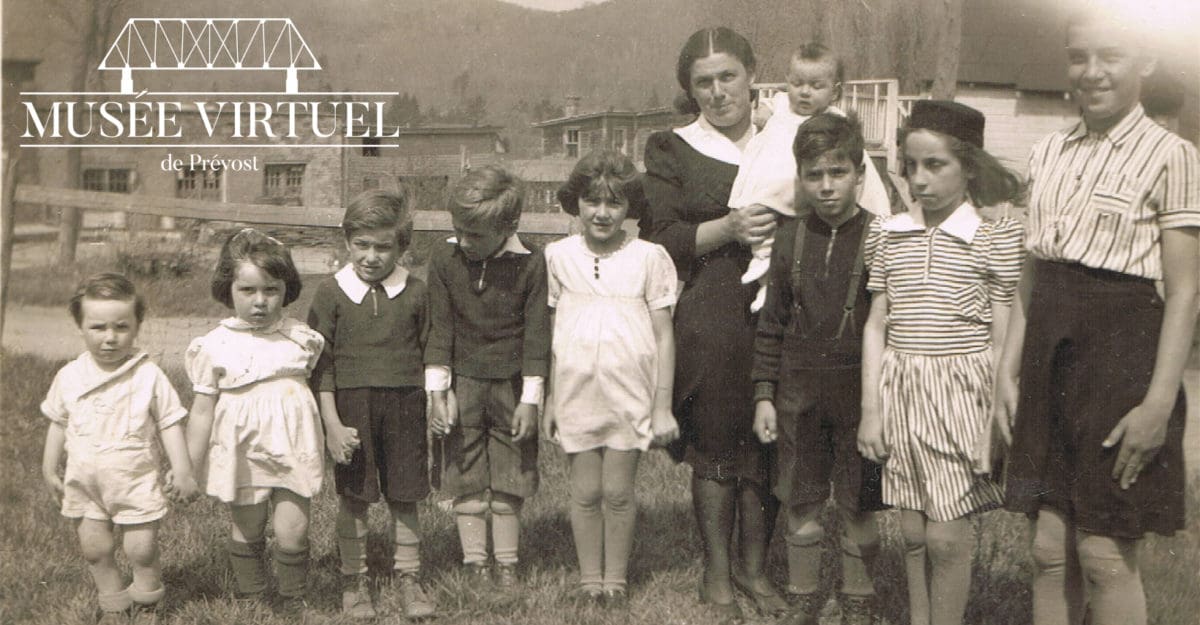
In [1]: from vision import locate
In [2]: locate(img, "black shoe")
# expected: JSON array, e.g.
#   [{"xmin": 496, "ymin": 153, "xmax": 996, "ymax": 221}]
[
  {"xmin": 780, "ymin": 592, "xmax": 822, "ymax": 625},
  {"xmin": 494, "ymin": 563, "xmax": 520, "ymax": 589},
  {"xmin": 567, "ymin": 584, "xmax": 603, "ymax": 607},
  {"xmin": 838, "ymin": 592, "xmax": 876, "ymax": 625},
  {"xmin": 602, "ymin": 587, "xmax": 629, "ymax": 610}
]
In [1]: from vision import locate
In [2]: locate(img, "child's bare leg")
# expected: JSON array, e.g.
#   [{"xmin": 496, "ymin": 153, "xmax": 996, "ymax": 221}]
[
  {"xmin": 389, "ymin": 501, "xmax": 421, "ymax": 576},
  {"xmin": 899, "ymin": 510, "xmax": 930, "ymax": 625},
  {"xmin": 840, "ymin": 509, "xmax": 881, "ymax": 597},
  {"xmin": 337, "ymin": 497, "xmax": 370, "ymax": 575},
  {"xmin": 122, "ymin": 522, "xmax": 165, "ymax": 606},
  {"xmin": 784, "ymin": 501, "xmax": 825, "ymax": 596},
  {"xmin": 601, "ymin": 449, "xmax": 640, "ymax": 592},
  {"xmin": 453, "ymin": 493, "xmax": 489, "ymax": 566},
  {"xmin": 569, "ymin": 449, "xmax": 604, "ymax": 591},
  {"xmin": 925, "ymin": 517, "xmax": 973, "ymax": 625},
  {"xmin": 1077, "ymin": 532, "xmax": 1145, "ymax": 625},
  {"xmin": 77, "ymin": 518, "xmax": 131, "ymax": 612},
  {"xmin": 735, "ymin": 478, "xmax": 778, "ymax": 592},
  {"xmin": 491, "ymin": 492, "xmax": 523, "ymax": 567},
  {"xmin": 271, "ymin": 489, "xmax": 312, "ymax": 599},
  {"xmin": 1031, "ymin": 507, "xmax": 1084, "ymax": 625},
  {"xmin": 229, "ymin": 500, "xmax": 270, "ymax": 597}
]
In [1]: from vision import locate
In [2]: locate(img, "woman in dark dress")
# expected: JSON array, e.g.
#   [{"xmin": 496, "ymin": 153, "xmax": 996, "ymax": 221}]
[{"xmin": 641, "ymin": 27, "xmax": 785, "ymax": 621}]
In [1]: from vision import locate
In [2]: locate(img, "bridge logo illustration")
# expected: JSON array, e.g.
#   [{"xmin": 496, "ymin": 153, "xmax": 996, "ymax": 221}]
[{"xmin": 99, "ymin": 18, "xmax": 321, "ymax": 94}]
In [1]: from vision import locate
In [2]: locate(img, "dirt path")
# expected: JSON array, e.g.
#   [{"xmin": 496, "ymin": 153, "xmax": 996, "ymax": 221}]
[{"xmin": 4, "ymin": 303, "xmax": 1199, "ymax": 474}]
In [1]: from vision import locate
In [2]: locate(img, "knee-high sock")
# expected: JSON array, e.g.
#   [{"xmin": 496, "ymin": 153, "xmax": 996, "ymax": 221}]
[
  {"xmin": 491, "ymin": 493, "xmax": 522, "ymax": 566},
  {"xmin": 692, "ymin": 475, "xmax": 736, "ymax": 587},
  {"xmin": 392, "ymin": 504, "xmax": 421, "ymax": 575},
  {"xmin": 569, "ymin": 451, "xmax": 604, "ymax": 588},
  {"xmin": 273, "ymin": 545, "xmax": 310, "ymax": 599},
  {"xmin": 453, "ymin": 496, "xmax": 489, "ymax": 565},
  {"xmin": 736, "ymin": 479, "xmax": 779, "ymax": 579},
  {"xmin": 785, "ymin": 526, "xmax": 823, "ymax": 595},
  {"xmin": 227, "ymin": 538, "xmax": 268, "ymax": 596},
  {"xmin": 602, "ymin": 450, "xmax": 639, "ymax": 590},
  {"xmin": 925, "ymin": 518, "xmax": 973, "ymax": 625}
]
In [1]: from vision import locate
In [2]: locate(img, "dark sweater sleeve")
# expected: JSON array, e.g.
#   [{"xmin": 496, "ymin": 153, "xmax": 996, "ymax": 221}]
[
  {"xmin": 751, "ymin": 218, "xmax": 798, "ymax": 396},
  {"xmin": 424, "ymin": 247, "xmax": 453, "ymax": 367},
  {"xmin": 306, "ymin": 279, "xmax": 338, "ymax": 393},
  {"xmin": 643, "ymin": 132, "xmax": 699, "ymax": 283},
  {"xmin": 520, "ymin": 249, "xmax": 551, "ymax": 378},
  {"xmin": 414, "ymin": 276, "xmax": 430, "ymax": 353}
]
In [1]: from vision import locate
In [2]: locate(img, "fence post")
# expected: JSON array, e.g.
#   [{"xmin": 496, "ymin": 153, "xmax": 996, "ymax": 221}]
[
  {"xmin": 884, "ymin": 79, "xmax": 900, "ymax": 174},
  {"xmin": 1, "ymin": 152, "xmax": 20, "ymax": 340}
]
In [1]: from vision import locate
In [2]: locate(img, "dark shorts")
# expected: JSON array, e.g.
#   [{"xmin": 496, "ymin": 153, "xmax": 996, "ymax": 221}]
[
  {"xmin": 774, "ymin": 367, "xmax": 886, "ymax": 513},
  {"xmin": 441, "ymin": 375, "xmax": 539, "ymax": 499},
  {"xmin": 1004, "ymin": 260, "xmax": 1186, "ymax": 538},
  {"xmin": 334, "ymin": 386, "xmax": 430, "ymax": 504}
]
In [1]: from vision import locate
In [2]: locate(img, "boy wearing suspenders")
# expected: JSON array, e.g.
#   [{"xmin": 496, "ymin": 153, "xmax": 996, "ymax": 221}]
[{"xmin": 751, "ymin": 113, "xmax": 888, "ymax": 625}]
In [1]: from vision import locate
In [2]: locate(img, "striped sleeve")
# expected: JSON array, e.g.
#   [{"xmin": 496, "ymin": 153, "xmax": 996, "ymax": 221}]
[
  {"xmin": 985, "ymin": 218, "xmax": 1026, "ymax": 306},
  {"xmin": 1156, "ymin": 140, "xmax": 1200, "ymax": 230},
  {"xmin": 866, "ymin": 220, "xmax": 888, "ymax": 293}
]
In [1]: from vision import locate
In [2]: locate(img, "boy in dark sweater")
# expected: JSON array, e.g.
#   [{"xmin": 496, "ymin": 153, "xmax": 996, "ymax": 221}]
[
  {"xmin": 751, "ymin": 114, "xmax": 885, "ymax": 625},
  {"xmin": 426, "ymin": 165, "xmax": 550, "ymax": 588},
  {"xmin": 308, "ymin": 190, "xmax": 436, "ymax": 620}
]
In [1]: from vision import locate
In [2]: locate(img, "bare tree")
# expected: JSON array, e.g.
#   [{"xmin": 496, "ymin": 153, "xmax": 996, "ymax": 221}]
[
  {"xmin": 929, "ymin": 0, "xmax": 963, "ymax": 99},
  {"xmin": 49, "ymin": 0, "xmax": 125, "ymax": 266}
]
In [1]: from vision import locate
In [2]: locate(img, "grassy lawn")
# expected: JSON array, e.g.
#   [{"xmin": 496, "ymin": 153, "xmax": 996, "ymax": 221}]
[{"xmin": 1, "ymin": 349, "xmax": 1198, "ymax": 625}]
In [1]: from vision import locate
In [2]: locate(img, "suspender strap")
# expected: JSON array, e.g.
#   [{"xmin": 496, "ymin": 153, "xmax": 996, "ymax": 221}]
[
  {"xmin": 835, "ymin": 214, "xmax": 876, "ymax": 339},
  {"xmin": 789, "ymin": 217, "xmax": 809, "ymax": 299}
]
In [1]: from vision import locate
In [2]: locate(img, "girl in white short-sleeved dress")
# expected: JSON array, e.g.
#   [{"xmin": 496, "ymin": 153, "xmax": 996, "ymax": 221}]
[
  {"xmin": 542, "ymin": 150, "xmax": 680, "ymax": 606},
  {"xmin": 185, "ymin": 229, "xmax": 325, "ymax": 608}
]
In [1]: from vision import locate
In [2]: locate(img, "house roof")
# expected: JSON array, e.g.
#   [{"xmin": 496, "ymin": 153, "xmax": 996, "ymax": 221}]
[
  {"xmin": 958, "ymin": 0, "xmax": 1070, "ymax": 92},
  {"xmin": 504, "ymin": 158, "xmax": 576, "ymax": 182},
  {"xmin": 532, "ymin": 106, "xmax": 681, "ymax": 128},
  {"xmin": 351, "ymin": 124, "xmax": 504, "ymax": 136}
]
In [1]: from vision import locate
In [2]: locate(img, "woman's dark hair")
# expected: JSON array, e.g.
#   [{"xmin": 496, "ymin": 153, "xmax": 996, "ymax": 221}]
[
  {"xmin": 899, "ymin": 127, "xmax": 1025, "ymax": 208},
  {"xmin": 210, "ymin": 228, "xmax": 303, "ymax": 308},
  {"xmin": 69, "ymin": 272, "xmax": 145, "ymax": 326},
  {"xmin": 674, "ymin": 27, "xmax": 756, "ymax": 115},
  {"xmin": 556, "ymin": 149, "xmax": 647, "ymax": 220}
]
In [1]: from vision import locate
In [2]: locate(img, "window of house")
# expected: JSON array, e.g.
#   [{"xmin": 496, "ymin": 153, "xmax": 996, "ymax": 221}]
[
  {"xmin": 176, "ymin": 167, "xmax": 221, "ymax": 200},
  {"xmin": 264, "ymin": 164, "xmax": 305, "ymax": 201},
  {"xmin": 613, "ymin": 128, "xmax": 628, "ymax": 155},
  {"xmin": 544, "ymin": 188, "xmax": 555, "ymax": 206},
  {"xmin": 362, "ymin": 137, "xmax": 380, "ymax": 157},
  {"xmin": 565, "ymin": 128, "xmax": 580, "ymax": 157},
  {"xmin": 82, "ymin": 168, "xmax": 132, "ymax": 193}
]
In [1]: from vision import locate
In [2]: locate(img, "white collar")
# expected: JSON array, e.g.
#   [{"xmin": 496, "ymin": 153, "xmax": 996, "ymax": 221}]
[
  {"xmin": 334, "ymin": 263, "xmax": 409, "ymax": 304},
  {"xmin": 78, "ymin": 351, "xmax": 148, "ymax": 397},
  {"xmin": 672, "ymin": 113, "xmax": 754, "ymax": 166},
  {"xmin": 446, "ymin": 234, "xmax": 531, "ymax": 258},
  {"xmin": 883, "ymin": 201, "xmax": 982, "ymax": 243}
]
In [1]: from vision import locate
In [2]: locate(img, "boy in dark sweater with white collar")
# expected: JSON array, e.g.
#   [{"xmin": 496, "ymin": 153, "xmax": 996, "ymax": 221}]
[
  {"xmin": 751, "ymin": 114, "xmax": 885, "ymax": 625},
  {"xmin": 309, "ymin": 190, "xmax": 437, "ymax": 620},
  {"xmin": 425, "ymin": 166, "xmax": 550, "ymax": 588}
]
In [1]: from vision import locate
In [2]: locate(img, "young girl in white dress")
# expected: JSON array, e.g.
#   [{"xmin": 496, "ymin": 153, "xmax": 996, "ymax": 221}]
[
  {"xmin": 541, "ymin": 150, "xmax": 680, "ymax": 607},
  {"xmin": 185, "ymin": 228, "xmax": 325, "ymax": 612}
]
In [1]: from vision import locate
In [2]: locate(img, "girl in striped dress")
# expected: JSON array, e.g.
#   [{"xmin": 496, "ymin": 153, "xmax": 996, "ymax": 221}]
[{"xmin": 858, "ymin": 101, "xmax": 1024, "ymax": 625}]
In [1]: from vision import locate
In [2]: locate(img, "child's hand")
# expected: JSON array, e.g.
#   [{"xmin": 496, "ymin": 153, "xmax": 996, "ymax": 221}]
[
  {"xmin": 429, "ymin": 392, "xmax": 452, "ymax": 437},
  {"xmin": 992, "ymin": 372, "xmax": 1019, "ymax": 447},
  {"xmin": 170, "ymin": 470, "xmax": 200, "ymax": 502},
  {"xmin": 540, "ymin": 400, "xmax": 559, "ymax": 443},
  {"xmin": 511, "ymin": 403, "xmax": 537, "ymax": 442},
  {"xmin": 752, "ymin": 401, "xmax": 777, "ymax": 444},
  {"xmin": 42, "ymin": 470, "xmax": 64, "ymax": 506},
  {"xmin": 650, "ymin": 407, "xmax": 680, "ymax": 447},
  {"xmin": 857, "ymin": 409, "xmax": 888, "ymax": 464},
  {"xmin": 325, "ymin": 424, "xmax": 361, "ymax": 465},
  {"xmin": 1103, "ymin": 399, "xmax": 1172, "ymax": 490}
]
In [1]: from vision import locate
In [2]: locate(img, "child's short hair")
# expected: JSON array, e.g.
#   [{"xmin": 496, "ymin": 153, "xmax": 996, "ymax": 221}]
[
  {"xmin": 556, "ymin": 150, "xmax": 648, "ymax": 220},
  {"xmin": 792, "ymin": 113, "xmax": 865, "ymax": 169},
  {"xmin": 342, "ymin": 189, "xmax": 413, "ymax": 250},
  {"xmin": 210, "ymin": 228, "xmax": 303, "ymax": 308},
  {"xmin": 448, "ymin": 165, "xmax": 524, "ymax": 232},
  {"xmin": 791, "ymin": 43, "xmax": 845, "ymax": 86},
  {"xmin": 68, "ymin": 272, "xmax": 145, "ymax": 326}
]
